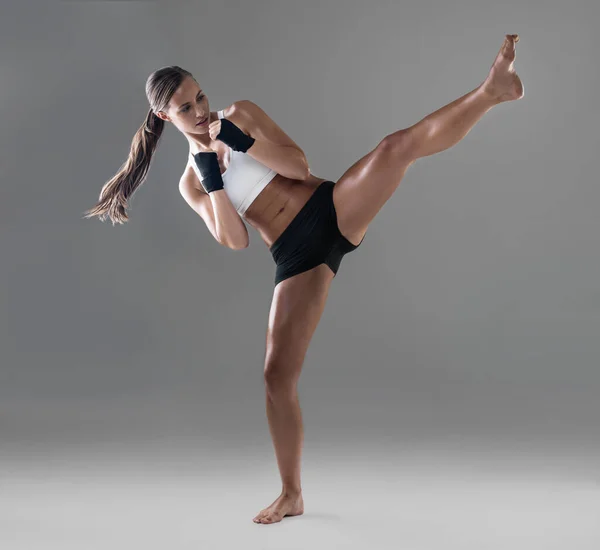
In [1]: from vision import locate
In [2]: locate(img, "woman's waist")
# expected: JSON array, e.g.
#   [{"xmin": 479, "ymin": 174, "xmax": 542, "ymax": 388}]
[{"xmin": 243, "ymin": 173, "xmax": 328, "ymax": 248}]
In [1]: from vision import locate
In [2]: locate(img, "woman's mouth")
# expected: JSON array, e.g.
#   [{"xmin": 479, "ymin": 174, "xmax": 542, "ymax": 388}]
[{"xmin": 197, "ymin": 117, "xmax": 208, "ymax": 126}]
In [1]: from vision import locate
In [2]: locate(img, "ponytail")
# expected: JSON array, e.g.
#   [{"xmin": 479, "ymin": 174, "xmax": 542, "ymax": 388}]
[{"xmin": 82, "ymin": 108, "xmax": 165, "ymax": 225}]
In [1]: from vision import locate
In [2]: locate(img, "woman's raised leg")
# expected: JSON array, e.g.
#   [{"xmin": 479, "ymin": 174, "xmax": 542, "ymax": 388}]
[{"xmin": 333, "ymin": 34, "xmax": 524, "ymax": 247}]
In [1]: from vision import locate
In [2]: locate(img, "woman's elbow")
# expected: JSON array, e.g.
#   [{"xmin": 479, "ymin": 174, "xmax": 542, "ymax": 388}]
[
  {"xmin": 228, "ymin": 238, "xmax": 249, "ymax": 250},
  {"xmin": 219, "ymin": 231, "xmax": 249, "ymax": 250}
]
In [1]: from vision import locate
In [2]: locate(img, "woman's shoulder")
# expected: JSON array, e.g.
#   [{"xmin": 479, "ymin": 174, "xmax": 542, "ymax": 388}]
[{"xmin": 221, "ymin": 101, "xmax": 251, "ymax": 133}]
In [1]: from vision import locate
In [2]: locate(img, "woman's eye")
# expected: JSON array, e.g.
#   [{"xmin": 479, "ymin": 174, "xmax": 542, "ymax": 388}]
[{"xmin": 183, "ymin": 95, "xmax": 204, "ymax": 113}]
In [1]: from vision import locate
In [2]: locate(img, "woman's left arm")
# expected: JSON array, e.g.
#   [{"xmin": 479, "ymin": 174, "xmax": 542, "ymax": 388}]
[{"xmin": 234, "ymin": 100, "xmax": 310, "ymax": 181}]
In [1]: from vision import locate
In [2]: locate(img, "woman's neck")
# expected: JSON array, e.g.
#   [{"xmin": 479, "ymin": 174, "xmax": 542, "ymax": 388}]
[{"xmin": 186, "ymin": 111, "xmax": 224, "ymax": 153}]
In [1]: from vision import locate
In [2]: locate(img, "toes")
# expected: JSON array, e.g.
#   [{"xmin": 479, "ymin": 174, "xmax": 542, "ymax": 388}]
[
  {"xmin": 253, "ymin": 512, "xmax": 270, "ymax": 524},
  {"xmin": 506, "ymin": 34, "xmax": 519, "ymax": 49},
  {"xmin": 253, "ymin": 512, "xmax": 266, "ymax": 523},
  {"xmin": 501, "ymin": 35, "xmax": 517, "ymax": 60},
  {"xmin": 257, "ymin": 512, "xmax": 282, "ymax": 524},
  {"xmin": 254, "ymin": 516, "xmax": 269, "ymax": 524}
]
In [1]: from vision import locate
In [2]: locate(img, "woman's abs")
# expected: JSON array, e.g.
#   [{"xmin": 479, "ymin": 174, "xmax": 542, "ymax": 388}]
[{"xmin": 243, "ymin": 173, "xmax": 328, "ymax": 248}]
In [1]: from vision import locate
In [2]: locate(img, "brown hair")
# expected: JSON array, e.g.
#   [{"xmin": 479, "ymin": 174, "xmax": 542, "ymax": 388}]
[{"xmin": 82, "ymin": 66, "xmax": 194, "ymax": 225}]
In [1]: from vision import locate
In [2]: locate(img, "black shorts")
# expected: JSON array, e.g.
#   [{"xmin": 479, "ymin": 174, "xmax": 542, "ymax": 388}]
[{"xmin": 269, "ymin": 180, "xmax": 365, "ymax": 286}]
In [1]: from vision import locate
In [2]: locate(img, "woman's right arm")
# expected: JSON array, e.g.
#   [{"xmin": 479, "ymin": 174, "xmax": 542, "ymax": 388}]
[{"xmin": 179, "ymin": 166, "xmax": 249, "ymax": 250}]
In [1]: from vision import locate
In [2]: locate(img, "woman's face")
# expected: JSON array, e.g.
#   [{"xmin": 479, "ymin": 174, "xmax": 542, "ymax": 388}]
[{"xmin": 160, "ymin": 78, "xmax": 210, "ymax": 133}]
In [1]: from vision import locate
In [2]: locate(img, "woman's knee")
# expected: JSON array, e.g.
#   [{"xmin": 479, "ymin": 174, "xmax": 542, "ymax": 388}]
[
  {"xmin": 263, "ymin": 358, "xmax": 300, "ymax": 400},
  {"xmin": 378, "ymin": 128, "xmax": 417, "ymax": 159}
]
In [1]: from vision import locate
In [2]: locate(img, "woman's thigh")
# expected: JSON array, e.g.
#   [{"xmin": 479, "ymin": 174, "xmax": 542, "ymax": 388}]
[
  {"xmin": 333, "ymin": 131, "xmax": 417, "ymax": 247},
  {"xmin": 264, "ymin": 264, "xmax": 334, "ymax": 389}
]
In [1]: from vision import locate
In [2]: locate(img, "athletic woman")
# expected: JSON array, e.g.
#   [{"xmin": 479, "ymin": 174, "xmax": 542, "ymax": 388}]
[{"xmin": 84, "ymin": 34, "xmax": 524, "ymax": 524}]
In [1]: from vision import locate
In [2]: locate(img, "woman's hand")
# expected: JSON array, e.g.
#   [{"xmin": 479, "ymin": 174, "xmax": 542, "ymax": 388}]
[
  {"xmin": 208, "ymin": 119, "xmax": 222, "ymax": 141},
  {"xmin": 211, "ymin": 118, "xmax": 256, "ymax": 153}
]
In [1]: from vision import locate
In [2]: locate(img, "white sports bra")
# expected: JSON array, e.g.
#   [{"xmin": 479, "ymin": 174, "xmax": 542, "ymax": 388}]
[{"xmin": 189, "ymin": 109, "xmax": 278, "ymax": 215}]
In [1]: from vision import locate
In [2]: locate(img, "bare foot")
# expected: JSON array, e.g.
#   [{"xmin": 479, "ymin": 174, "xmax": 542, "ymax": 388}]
[
  {"xmin": 252, "ymin": 491, "xmax": 304, "ymax": 524},
  {"xmin": 482, "ymin": 34, "xmax": 524, "ymax": 102}
]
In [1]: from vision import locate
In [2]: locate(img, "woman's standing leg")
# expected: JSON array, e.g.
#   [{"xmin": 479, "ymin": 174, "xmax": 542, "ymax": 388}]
[{"xmin": 253, "ymin": 263, "xmax": 336, "ymax": 524}]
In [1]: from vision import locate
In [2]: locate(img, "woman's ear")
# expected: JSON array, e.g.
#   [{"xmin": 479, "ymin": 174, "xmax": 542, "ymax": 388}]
[{"xmin": 155, "ymin": 111, "xmax": 171, "ymax": 122}]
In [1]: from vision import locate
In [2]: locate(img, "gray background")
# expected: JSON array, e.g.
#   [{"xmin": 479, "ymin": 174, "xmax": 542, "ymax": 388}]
[{"xmin": 1, "ymin": 0, "xmax": 599, "ymax": 548}]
